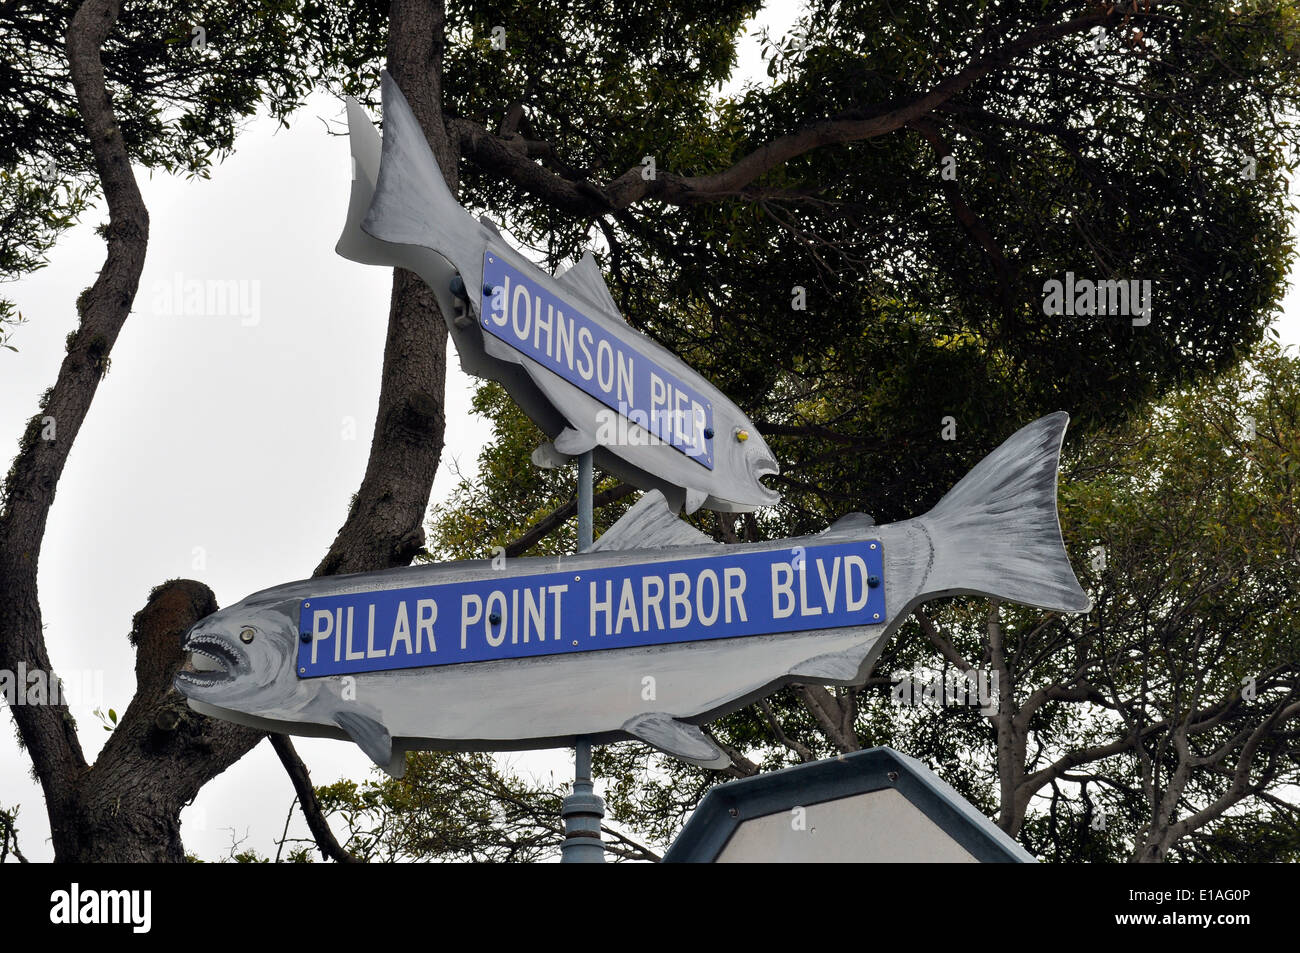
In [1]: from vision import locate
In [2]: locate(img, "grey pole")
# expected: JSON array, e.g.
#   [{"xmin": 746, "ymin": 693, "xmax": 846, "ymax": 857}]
[
  {"xmin": 576, "ymin": 449, "xmax": 593, "ymax": 552},
  {"xmin": 561, "ymin": 450, "xmax": 605, "ymax": 862}
]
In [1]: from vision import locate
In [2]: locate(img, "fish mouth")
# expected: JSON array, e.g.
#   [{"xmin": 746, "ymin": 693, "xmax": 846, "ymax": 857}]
[
  {"xmin": 752, "ymin": 454, "xmax": 782, "ymax": 503},
  {"xmin": 175, "ymin": 635, "xmax": 244, "ymax": 691}
]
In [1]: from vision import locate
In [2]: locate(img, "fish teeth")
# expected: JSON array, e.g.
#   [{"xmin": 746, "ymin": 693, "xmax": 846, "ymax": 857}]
[{"xmin": 186, "ymin": 637, "xmax": 236, "ymax": 672}]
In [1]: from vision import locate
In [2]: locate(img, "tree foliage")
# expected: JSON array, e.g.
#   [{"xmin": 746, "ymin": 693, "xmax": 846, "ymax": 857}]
[
  {"xmin": 0, "ymin": 0, "xmax": 320, "ymax": 334},
  {"xmin": 416, "ymin": 1, "xmax": 1300, "ymax": 541}
]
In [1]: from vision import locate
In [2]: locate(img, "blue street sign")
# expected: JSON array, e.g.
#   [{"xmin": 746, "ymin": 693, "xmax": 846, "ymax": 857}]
[
  {"xmin": 297, "ymin": 541, "xmax": 885, "ymax": 677},
  {"xmin": 480, "ymin": 252, "xmax": 715, "ymax": 469}
]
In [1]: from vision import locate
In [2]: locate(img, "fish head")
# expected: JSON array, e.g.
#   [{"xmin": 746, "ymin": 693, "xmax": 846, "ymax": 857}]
[
  {"xmin": 706, "ymin": 404, "xmax": 781, "ymax": 510},
  {"xmin": 174, "ymin": 601, "xmax": 298, "ymax": 713},
  {"xmin": 737, "ymin": 425, "xmax": 781, "ymax": 507}
]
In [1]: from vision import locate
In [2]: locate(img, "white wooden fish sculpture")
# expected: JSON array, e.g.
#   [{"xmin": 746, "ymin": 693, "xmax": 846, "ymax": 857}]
[
  {"xmin": 176, "ymin": 413, "xmax": 1090, "ymax": 776},
  {"xmin": 336, "ymin": 71, "xmax": 779, "ymax": 515}
]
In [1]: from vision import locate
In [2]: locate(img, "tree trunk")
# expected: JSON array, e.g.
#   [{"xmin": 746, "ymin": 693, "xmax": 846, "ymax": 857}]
[
  {"xmin": 314, "ymin": 0, "xmax": 454, "ymax": 576},
  {"xmin": 58, "ymin": 582, "xmax": 262, "ymax": 862},
  {"xmin": 0, "ymin": 0, "xmax": 153, "ymax": 860},
  {"xmin": 0, "ymin": 0, "xmax": 461, "ymax": 862}
]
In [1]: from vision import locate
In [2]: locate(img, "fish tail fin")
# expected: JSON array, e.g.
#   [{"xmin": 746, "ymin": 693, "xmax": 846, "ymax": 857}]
[
  {"xmin": 918, "ymin": 412, "xmax": 1091, "ymax": 614},
  {"xmin": 336, "ymin": 72, "xmax": 484, "ymax": 314},
  {"xmin": 335, "ymin": 95, "xmax": 390, "ymax": 266},
  {"xmin": 360, "ymin": 71, "xmax": 482, "ymax": 261}
]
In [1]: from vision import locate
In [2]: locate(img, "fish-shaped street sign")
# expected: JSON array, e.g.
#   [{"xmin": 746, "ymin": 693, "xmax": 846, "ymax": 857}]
[
  {"xmin": 175, "ymin": 413, "xmax": 1090, "ymax": 776},
  {"xmin": 335, "ymin": 72, "xmax": 779, "ymax": 515}
]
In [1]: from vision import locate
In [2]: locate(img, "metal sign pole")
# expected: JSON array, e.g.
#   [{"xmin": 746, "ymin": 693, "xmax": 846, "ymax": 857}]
[
  {"xmin": 576, "ymin": 449, "xmax": 593, "ymax": 553},
  {"xmin": 561, "ymin": 450, "xmax": 606, "ymax": 863}
]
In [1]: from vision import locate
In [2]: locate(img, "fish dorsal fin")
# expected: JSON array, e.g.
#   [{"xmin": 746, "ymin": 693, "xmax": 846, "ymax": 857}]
[
  {"xmin": 557, "ymin": 251, "xmax": 623, "ymax": 321},
  {"xmin": 591, "ymin": 491, "xmax": 717, "ymax": 552},
  {"xmin": 821, "ymin": 512, "xmax": 876, "ymax": 536},
  {"xmin": 787, "ymin": 648, "xmax": 870, "ymax": 682}
]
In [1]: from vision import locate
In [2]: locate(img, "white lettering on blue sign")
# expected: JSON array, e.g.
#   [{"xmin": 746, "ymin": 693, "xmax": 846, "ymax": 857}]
[
  {"xmin": 297, "ymin": 542, "xmax": 884, "ymax": 677},
  {"xmin": 480, "ymin": 252, "xmax": 715, "ymax": 468}
]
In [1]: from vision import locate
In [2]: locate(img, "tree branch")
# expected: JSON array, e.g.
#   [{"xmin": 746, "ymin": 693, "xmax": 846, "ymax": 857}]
[
  {"xmin": 598, "ymin": 823, "xmax": 662, "ymax": 862},
  {"xmin": 1161, "ymin": 699, "xmax": 1300, "ymax": 848},
  {"xmin": 268, "ymin": 734, "xmax": 361, "ymax": 863},
  {"xmin": 504, "ymin": 482, "xmax": 635, "ymax": 557},
  {"xmin": 914, "ymin": 608, "xmax": 975, "ymax": 672},
  {"xmin": 0, "ymin": 809, "xmax": 28, "ymax": 863},
  {"xmin": 454, "ymin": 8, "xmax": 1121, "ymax": 213},
  {"xmin": 793, "ymin": 684, "xmax": 860, "ymax": 753},
  {"xmin": 906, "ymin": 115, "xmax": 1016, "ymax": 308},
  {"xmin": 702, "ymin": 726, "xmax": 759, "ymax": 778},
  {"xmin": 758, "ymin": 699, "xmax": 816, "ymax": 762}
]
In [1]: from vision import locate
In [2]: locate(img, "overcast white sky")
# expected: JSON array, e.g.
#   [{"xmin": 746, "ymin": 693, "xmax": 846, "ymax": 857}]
[{"xmin": 2, "ymin": 4, "xmax": 1298, "ymax": 861}]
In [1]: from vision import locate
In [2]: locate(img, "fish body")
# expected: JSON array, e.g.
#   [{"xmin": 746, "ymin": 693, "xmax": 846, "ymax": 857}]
[
  {"xmin": 336, "ymin": 72, "xmax": 778, "ymax": 515},
  {"xmin": 176, "ymin": 413, "xmax": 1090, "ymax": 776}
]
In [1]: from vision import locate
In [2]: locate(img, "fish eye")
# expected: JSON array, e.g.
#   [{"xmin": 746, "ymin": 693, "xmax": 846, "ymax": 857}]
[{"xmin": 239, "ymin": 627, "xmax": 256, "ymax": 644}]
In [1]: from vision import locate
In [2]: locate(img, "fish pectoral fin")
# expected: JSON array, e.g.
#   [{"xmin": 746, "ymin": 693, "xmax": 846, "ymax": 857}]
[
  {"xmin": 590, "ymin": 490, "xmax": 716, "ymax": 552},
  {"xmin": 683, "ymin": 488, "xmax": 709, "ymax": 514},
  {"xmin": 530, "ymin": 441, "xmax": 569, "ymax": 470},
  {"xmin": 553, "ymin": 426, "xmax": 598, "ymax": 456},
  {"xmin": 622, "ymin": 712, "xmax": 730, "ymax": 770},
  {"xmin": 334, "ymin": 711, "xmax": 404, "ymax": 779}
]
